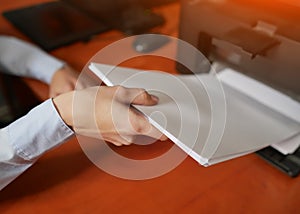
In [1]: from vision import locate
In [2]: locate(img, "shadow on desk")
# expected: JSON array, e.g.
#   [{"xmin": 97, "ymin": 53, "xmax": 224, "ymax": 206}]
[
  {"xmin": 0, "ymin": 134, "xmax": 173, "ymax": 201},
  {"xmin": 0, "ymin": 144, "xmax": 90, "ymax": 200}
]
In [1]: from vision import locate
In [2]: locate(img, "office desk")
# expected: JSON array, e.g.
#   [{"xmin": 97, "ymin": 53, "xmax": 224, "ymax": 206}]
[{"xmin": 1, "ymin": 1, "xmax": 300, "ymax": 213}]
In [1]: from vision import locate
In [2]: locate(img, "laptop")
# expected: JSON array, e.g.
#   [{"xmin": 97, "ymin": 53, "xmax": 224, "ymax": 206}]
[
  {"xmin": 2, "ymin": 1, "xmax": 109, "ymax": 51},
  {"xmin": 2, "ymin": 0, "xmax": 170, "ymax": 51}
]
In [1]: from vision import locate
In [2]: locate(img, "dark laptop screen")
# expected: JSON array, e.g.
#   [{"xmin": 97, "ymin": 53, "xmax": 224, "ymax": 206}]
[{"xmin": 2, "ymin": 1, "xmax": 109, "ymax": 51}]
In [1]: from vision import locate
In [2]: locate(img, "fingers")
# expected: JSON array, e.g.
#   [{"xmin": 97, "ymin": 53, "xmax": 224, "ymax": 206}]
[
  {"xmin": 114, "ymin": 86, "xmax": 158, "ymax": 106},
  {"xmin": 104, "ymin": 135, "xmax": 135, "ymax": 146},
  {"xmin": 70, "ymin": 85, "xmax": 167, "ymax": 146},
  {"xmin": 132, "ymin": 90, "xmax": 159, "ymax": 106},
  {"xmin": 112, "ymin": 86, "xmax": 166, "ymax": 141},
  {"xmin": 129, "ymin": 108, "xmax": 167, "ymax": 141}
]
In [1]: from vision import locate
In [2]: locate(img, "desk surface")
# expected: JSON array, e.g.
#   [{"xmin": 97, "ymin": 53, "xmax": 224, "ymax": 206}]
[{"xmin": 1, "ymin": 1, "xmax": 300, "ymax": 213}]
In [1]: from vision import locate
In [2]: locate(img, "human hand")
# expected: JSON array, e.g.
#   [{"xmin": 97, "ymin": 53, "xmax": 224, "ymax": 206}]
[
  {"xmin": 53, "ymin": 86, "xmax": 167, "ymax": 146},
  {"xmin": 49, "ymin": 65, "xmax": 86, "ymax": 98}
]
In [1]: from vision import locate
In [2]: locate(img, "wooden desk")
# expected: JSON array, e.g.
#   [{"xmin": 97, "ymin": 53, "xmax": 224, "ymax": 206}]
[{"xmin": 1, "ymin": 1, "xmax": 299, "ymax": 213}]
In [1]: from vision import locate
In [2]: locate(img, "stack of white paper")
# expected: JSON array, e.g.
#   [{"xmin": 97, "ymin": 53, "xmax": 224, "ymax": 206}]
[
  {"xmin": 89, "ymin": 63, "xmax": 300, "ymax": 166},
  {"xmin": 217, "ymin": 69, "xmax": 300, "ymax": 155}
]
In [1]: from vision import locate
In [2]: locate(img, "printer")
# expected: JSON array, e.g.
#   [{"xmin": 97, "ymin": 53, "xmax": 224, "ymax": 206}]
[
  {"xmin": 177, "ymin": 0, "xmax": 300, "ymax": 101},
  {"xmin": 177, "ymin": 0, "xmax": 300, "ymax": 176}
]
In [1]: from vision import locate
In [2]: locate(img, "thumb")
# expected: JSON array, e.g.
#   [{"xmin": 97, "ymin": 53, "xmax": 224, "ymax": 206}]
[
  {"xmin": 115, "ymin": 86, "xmax": 159, "ymax": 106},
  {"xmin": 133, "ymin": 91, "xmax": 159, "ymax": 106}
]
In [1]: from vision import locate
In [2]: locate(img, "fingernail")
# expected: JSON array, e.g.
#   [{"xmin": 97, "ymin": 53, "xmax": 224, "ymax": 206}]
[{"xmin": 151, "ymin": 95, "xmax": 159, "ymax": 102}]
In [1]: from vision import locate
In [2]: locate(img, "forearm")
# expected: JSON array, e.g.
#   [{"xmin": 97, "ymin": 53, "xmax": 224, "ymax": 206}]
[
  {"xmin": 0, "ymin": 99, "xmax": 74, "ymax": 190},
  {"xmin": 0, "ymin": 36, "xmax": 64, "ymax": 83}
]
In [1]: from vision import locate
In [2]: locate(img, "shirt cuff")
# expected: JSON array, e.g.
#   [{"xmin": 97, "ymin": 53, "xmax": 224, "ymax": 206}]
[{"xmin": 8, "ymin": 99, "xmax": 74, "ymax": 161}]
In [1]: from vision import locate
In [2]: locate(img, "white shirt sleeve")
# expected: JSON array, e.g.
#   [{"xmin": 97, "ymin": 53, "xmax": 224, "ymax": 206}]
[
  {"xmin": 0, "ymin": 36, "xmax": 65, "ymax": 84},
  {"xmin": 0, "ymin": 99, "xmax": 74, "ymax": 191}
]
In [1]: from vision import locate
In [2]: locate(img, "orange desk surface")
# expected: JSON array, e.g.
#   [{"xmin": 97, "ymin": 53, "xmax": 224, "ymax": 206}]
[{"xmin": 0, "ymin": 1, "xmax": 299, "ymax": 213}]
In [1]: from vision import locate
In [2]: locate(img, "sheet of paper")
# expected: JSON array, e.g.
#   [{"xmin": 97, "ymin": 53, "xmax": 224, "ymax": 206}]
[
  {"xmin": 89, "ymin": 63, "xmax": 300, "ymax": 165},
  {"xmin": 217, "ymin": 68, "xmax": 300, "ymax": 155},
  {"xmin": 272, "ymin": 133, "xmax": 300, "ymax": 155},
  {"xmin": 217, "ymin": 68, "xmax": 300, "ymax": 124}
]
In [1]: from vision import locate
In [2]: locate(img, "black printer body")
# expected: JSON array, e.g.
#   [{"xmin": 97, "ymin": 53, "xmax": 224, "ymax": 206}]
[{"xmin": 177, "ymin": 0, "xmax": 300, "ymax": 101}]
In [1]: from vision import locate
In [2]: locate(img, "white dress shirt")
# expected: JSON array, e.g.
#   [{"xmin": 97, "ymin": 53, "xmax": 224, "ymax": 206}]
[
  {"xmin": 0, "ymin": 36, "xmax": 74, "ymax": 190},
  {"xmin": 0, "ymin": 36, "xmax": 63, "ymax": 83}
]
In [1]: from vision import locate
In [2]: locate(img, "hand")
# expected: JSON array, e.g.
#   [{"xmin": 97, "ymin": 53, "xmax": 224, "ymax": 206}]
[
  {"xmin": 49, "ymin": 65, "xmax": 85, "ymax": 98},
  {"xmin": 53, "ymin": 86, "xmax": 167, "ymax": 146}
]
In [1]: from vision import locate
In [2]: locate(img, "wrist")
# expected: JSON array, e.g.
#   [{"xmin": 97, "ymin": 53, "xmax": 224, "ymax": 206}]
[{"xmin": 52, "ymin": 91, "xmax": 74, "ymax": 128}]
